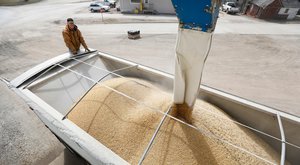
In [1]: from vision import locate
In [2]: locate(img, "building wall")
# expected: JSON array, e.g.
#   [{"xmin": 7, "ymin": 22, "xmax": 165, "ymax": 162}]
[
  {"xmin": 120, "ymin": 0, "xmax": 140, "ymax": 13},
  {"xmin": 150, "ymin": 0, "xmax": 175, "ymax": 14},
  {"xmin": 246, "ymin": 4, "xmax": 261, "ymax": 16},
  {"xmin": 120, "ymin": 0, "xmax": 175, "ymax": 14},
  {"xmin": 246, "ymin": 0, "xmax": 287, "ymax": 19},
  {"xmin": 258, "ymin": 0, "xmax": 283, "ymax": 19}
]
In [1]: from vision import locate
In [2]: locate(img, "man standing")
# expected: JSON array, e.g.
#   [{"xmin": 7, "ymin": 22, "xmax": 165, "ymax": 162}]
[{"xmin": 62, "ymin": 18, "xmax": 90, "ymax": 55}]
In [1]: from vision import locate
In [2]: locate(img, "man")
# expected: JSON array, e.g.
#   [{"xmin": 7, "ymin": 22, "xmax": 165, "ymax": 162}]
[{"xmin": 62, "ymin": 18, "xmax": 90, "ymax": 55}]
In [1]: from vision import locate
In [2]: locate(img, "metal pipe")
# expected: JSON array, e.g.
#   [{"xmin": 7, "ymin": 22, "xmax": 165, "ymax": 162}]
[
  {"xmin": 277, "ymin": 114, "xmax": 286, "ymax": 165},
  {"xmin": 23, "ymin": 51, "xmax": 97, "ymax": 89},
  {"xmin": 138, "ymin": 106, "xmax": 172, "ymax": 165},
  {"xmin": 62, "ymin": 65, "xmax": 138, "ymax": 120}
]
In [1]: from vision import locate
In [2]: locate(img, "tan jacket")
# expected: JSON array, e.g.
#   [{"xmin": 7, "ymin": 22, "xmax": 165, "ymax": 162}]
[{"xmin": 62, "ymin": 25, "xmax": 88, "ymax": 53}]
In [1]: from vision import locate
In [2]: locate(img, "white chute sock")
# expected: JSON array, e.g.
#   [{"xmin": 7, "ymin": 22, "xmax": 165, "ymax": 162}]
[{"xmin": 173, "ymin": 28, "xmax": 212, "ymax": 109}]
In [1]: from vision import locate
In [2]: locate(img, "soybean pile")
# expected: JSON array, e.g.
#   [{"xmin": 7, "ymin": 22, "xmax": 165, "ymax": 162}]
[{"xmin": 68, "ymin": 78, "xmax": 282, "ymax": 165}]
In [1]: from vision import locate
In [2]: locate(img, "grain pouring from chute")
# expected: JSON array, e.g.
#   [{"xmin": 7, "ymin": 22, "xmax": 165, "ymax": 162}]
[{"xmin": 171, "ymin": 0, "xmax": 221, "ymax": 122}]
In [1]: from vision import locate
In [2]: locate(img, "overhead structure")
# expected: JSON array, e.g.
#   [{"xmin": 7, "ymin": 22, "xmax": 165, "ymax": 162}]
[{"xmin": 171, "ymin": 0, "xmax": 221, "ymax": 116}]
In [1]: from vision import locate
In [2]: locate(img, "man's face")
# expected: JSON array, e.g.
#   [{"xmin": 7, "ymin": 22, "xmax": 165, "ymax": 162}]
[{"xmin": 68, "ymin": 21, "xmax": 75, "ymax": 30}]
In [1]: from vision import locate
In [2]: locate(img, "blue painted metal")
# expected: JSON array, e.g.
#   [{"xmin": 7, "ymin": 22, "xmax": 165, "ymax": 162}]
[{"xmin": 171, "ymin": 0, "xmax": 220, "ymax": 32}]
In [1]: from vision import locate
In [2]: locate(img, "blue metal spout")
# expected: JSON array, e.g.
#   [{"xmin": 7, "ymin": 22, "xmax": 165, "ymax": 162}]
[{"xmin": 171, "ymin": 0, "xmax": 220, "ymax": 32}]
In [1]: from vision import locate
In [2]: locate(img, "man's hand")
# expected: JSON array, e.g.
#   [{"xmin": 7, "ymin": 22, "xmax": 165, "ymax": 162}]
[{"xmin": 85, "ymin": 48, "xmax": 91, "ymax": 52}]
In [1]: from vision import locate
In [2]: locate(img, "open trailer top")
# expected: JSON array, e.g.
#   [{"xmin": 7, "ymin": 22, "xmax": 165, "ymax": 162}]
[{"xmin": 1, "ymin": 50, "xmax": 300, "ymax": 164}]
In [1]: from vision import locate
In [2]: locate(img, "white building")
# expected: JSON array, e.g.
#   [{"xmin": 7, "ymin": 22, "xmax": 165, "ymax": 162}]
[{"xmin": 119, "ymin": 0, "xmax": 175, "ymax": 14}]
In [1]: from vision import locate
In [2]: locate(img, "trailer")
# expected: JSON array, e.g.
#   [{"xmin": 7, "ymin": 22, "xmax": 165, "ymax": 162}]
[{"xmin": 1, "ymin": 50, "xmax": 299, "ymax": 164}]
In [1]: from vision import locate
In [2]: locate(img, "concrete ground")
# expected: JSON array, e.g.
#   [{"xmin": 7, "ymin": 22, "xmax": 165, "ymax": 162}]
[{"xmin": 0, "ymin": 0, "xmax": 299, "ymax": 164}]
